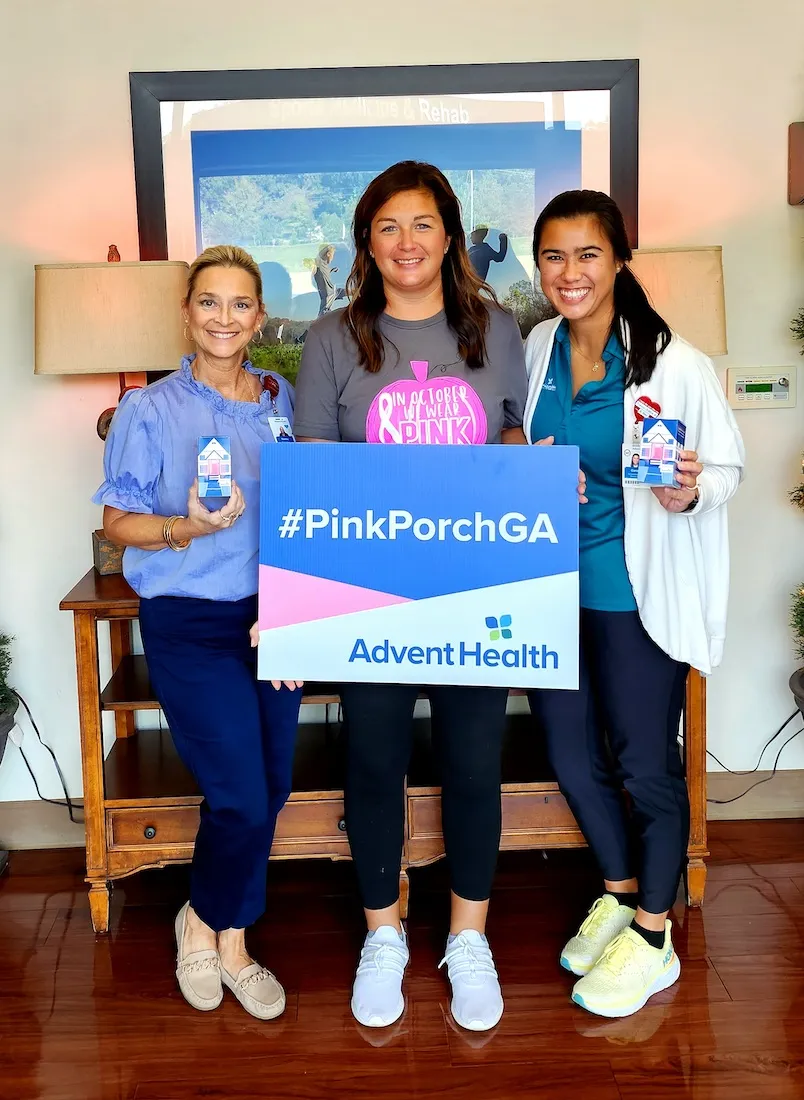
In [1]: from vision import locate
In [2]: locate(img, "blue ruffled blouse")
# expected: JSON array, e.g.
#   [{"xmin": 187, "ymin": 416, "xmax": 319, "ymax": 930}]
[{"xmin": 92, "ymin": 356, "xmax": 294, "ymax": 600}]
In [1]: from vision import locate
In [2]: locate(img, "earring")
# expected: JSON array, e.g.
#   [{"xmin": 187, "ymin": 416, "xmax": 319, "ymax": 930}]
[
  {"xmin": 252, "ymin": 327, "xmax": 263, "ymax": 345},
  {"xmin": 183, "ymin": 325, "xmax": 190, "ymax": 341}
]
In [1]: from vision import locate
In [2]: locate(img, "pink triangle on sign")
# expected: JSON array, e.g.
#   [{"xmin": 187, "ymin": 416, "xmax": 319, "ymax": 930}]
[{"xmin": 258, "ymin": 565, "xmax": 411, "ymax": 630}]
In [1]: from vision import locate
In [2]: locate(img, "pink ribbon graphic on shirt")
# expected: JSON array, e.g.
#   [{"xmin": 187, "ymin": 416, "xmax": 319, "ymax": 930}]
[{"xmin": 365, "ymin": 360, "xmax": 488, "ymax": 445}]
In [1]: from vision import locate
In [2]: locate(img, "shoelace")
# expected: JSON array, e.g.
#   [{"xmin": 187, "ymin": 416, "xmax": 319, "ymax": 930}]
[
  {"xmin": 438, "ymin": 935, "xmax": 497, "ymax": 982},
  {"xmin": 356, "ymin": 941, "xmax": 408, "ymax": 979},
  {"xmin": 179, "ymin": 956, "xmax": 219, "ymax": 976},
  {"xmin": 577, "ymin": 897, "xmax": 617, "ymax": 940},
  {"xmin": 596, "ymin": 932, "xmax": 641, "ymax": 979}
]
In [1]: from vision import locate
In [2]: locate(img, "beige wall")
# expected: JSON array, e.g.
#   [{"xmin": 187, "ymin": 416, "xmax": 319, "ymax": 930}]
[{"xmin": 1, "ymin": 0, "xmax": 803, "ymax": 802}]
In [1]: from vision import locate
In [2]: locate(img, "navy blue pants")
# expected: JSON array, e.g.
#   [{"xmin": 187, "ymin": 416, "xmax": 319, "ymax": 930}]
[
  {"xmin": 528, "ymin": 610, "xmax": 689, "ymax": 913},
  {"xmin": 139, "ymin": 595, "xmax": 301, "ymax": 932}
]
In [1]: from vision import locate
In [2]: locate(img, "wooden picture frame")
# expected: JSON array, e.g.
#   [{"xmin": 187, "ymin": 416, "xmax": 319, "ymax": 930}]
[{"xmin": 129, "ymin": 59, "xmax": 640, "ymax": 261}]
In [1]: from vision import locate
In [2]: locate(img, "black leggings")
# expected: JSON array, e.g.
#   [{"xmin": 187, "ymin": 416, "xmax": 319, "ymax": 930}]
[
  {"xmin": 341, "ymin": 683, "xmax": 509, "ymax": 910},
  {"xmin": 528, "ymin": 609, "xmax": 689, "ymax": 914}
]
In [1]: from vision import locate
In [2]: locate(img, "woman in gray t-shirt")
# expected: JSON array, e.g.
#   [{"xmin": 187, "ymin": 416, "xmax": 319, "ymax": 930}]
[{"xmin": 294, "ymin": 161, "xmax": 527, "ymax": 1035}]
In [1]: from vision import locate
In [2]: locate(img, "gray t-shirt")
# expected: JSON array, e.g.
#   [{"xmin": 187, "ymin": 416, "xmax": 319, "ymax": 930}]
[{"xmin": 293, "ymin": 307, "xmax": 527, "ymax": 444}]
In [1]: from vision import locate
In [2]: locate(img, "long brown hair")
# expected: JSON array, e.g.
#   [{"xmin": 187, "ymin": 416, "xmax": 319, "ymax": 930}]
[{"xmin": 345, "ymin": 161, "xmax": 498, "ymax": 373}]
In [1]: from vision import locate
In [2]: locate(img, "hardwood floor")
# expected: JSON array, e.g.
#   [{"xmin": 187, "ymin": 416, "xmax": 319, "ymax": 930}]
[{"xmin": 3, "ymin": 820, "xmax": 804, "ymax": 1099}]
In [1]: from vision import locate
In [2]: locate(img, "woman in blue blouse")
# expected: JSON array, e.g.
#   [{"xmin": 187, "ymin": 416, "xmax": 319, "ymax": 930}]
[{"xmin": 94, "ymin": 245, "xmax": 302, "ymax": 1020}]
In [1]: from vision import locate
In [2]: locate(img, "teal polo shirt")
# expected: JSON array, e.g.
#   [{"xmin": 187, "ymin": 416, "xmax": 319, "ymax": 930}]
[{"xmin": 529, "ymin": 321, "xmax": 636, "ymax": 612}]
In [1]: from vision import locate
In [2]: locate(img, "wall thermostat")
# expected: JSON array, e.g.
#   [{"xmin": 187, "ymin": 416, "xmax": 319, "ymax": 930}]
[{"xmin": 726, "ymin": 367, "xmax": 796, "ymax": 409}]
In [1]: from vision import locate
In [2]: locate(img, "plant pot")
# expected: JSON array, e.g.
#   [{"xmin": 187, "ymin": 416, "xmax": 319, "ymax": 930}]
[{"xmin": 790, "ymin": 669, "xmax": 804, "ymax": 719}]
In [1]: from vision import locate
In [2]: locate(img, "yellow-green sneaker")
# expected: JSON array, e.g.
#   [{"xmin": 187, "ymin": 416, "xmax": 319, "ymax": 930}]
[
  {"xmin": 571, "ymin": 921, "xmax": 680, "ymax": 1018},
  {"xmin": 560, "ymin": 895, "xmax": 636, "ymax": 976}
]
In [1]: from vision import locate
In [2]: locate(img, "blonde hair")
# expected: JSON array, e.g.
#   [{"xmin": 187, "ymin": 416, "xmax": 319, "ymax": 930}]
[{"xmin": 185, "ymin": 245, "xmax": 263, "ymax": 304}]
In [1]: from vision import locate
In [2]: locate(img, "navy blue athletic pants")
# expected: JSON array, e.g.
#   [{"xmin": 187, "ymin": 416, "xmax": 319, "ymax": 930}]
[
  {"xmin": 139, "ymin": 594, "xmax": 302, "ymax": 931},
  {"xmin": 528, "ymin": 609, "xmax": 689, "ymax": 913}
]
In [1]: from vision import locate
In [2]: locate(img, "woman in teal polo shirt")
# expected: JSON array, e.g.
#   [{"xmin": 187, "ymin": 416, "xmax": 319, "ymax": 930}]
[{"xmin": 524, "ymin": 190, "xmax": 743, "ymax": 1020}]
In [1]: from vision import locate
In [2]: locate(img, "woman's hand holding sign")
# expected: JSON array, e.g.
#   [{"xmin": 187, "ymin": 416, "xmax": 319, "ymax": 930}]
[{"xmin": 249, "ymin": 621, "xmax": 304, "ymax": 692}]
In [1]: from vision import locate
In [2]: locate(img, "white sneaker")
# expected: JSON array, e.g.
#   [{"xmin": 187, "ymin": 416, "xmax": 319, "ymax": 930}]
[
  {"xmin": 439, "ymin": 930, "xmax": 503, "ymax": 1032},
  {"xmin": 560, "ymin": 895, "xmax": 637, "ymax": 977},
  {"xmin": 350, "ymin": 925, "xmax": 409, "ymax": 1028}
]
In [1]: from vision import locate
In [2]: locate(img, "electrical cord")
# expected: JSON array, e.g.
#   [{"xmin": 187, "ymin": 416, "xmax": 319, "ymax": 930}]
[
  {"xmin": 707, "ymin": 725, "xmax": 803, "ymax": 805},
  {"xmin": 705, "ymin": 710, "xmax": 798, "ymax": 776},
  {"xmin": 11, "ymin": 690, "xmax": 84, "ymax": 824}
]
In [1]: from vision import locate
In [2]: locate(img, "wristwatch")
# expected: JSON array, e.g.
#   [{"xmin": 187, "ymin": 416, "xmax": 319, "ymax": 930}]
[{"xmin": 683, "ymin": 488, "xmax": 700, "ymax": 513}]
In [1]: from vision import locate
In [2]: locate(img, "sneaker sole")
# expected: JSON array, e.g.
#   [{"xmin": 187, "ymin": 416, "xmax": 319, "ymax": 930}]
[
  {"xmin": 449, "ymin": 998, "xmax": 504, "ymax": 1032},
  {"xmin": 560, "ymin": 955, "xmax": 592, "ymax": 977},
  {"xmin": 350, "ymin": 995, "xmax": 404, "ymax": 1028},
  {"xmin": 572, "ymin": 955, "xmax": 681, "ymax": 1019}
]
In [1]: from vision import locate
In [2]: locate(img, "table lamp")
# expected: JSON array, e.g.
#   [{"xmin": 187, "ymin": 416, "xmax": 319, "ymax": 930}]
[
  {"xmin": 34, "ymin": 256, "xmax": 193, "ymax": 573},
  {"xmin": 34, "ymin": 257, "xmax": 193, "ymax": 438},
  {"xmin": 630, "ymin": 245, "xmax": 727, "ymax": 357}
]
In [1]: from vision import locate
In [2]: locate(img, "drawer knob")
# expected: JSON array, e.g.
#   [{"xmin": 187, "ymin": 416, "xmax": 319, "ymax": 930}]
[
  {"xmin": 143, "ymin": 825, "xmax": 157, "ymax": 840},
  {"xmin": 337, "ymin": 818, "xmax": 347, "ymax": 832}
]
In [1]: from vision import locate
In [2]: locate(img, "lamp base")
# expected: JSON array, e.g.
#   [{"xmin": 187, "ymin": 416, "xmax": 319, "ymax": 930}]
[
  {"xmin": 97, "ymin": 374, "xmax": 143, "ymax": 440},
  {"xmin": 97, "ymin": 407, "xmax": 116, "ymax": 440}
]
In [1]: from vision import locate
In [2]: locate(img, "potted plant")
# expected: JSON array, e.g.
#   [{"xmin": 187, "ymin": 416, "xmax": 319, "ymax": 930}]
[
  {"xmin": 789, "ymin": 589, "xmax": 804, "ymax": 717},
  {"xmin": 0, "ymin": 632, "xmax": 17, "ymax": 741}
]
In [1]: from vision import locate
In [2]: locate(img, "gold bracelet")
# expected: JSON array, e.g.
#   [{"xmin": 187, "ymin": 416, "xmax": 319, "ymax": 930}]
[{"xmin": 163, "ymin": 515, "xmax": 191, "ymax": 551}]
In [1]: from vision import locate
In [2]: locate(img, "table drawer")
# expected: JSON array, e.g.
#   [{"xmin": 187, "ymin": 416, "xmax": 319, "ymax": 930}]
[
  {"xmin": 408, "ymin": 787, "xmax": 582, "ymax": 841},
  {"xmin": 274, "ymin": 798, "xmax": 348, "ymax": 843},
  {"xmin": 107, "ymin": 806, "xmax": 199, "ymax": 849}
]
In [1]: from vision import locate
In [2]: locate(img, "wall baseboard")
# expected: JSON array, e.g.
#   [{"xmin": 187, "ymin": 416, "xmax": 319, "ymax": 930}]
[
  {"xmin": 0, "ymin": 800, "xmax": 85, "ymax": 851},
  {"xmin": 706, "ymin": 770, "xmax": 804, "ymax": 820},
  {"xmin": 0, "ymin": 774, "xmax": 801, "ymax": 852}
]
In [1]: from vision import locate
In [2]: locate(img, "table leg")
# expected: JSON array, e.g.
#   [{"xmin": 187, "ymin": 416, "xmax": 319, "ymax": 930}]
[
  {"xmin": 74, "ymin": 612, "xmax": 110, "ymax": 932},
  {"xmin": 109, "ymin": 619, "xmax": 136, "ymax": 739},
  {"xmin": 88, "ymin": 881, "xmax": 111, "ymax": 933},
  {"xmin": 399, "ymin": 867, "xmax": 410, "ymax": 920},
  {"xmin": 685, "ymin": 669, "xmax": 709, "ymax": 908},
  {"xmin": 686, "ymin": 859, "xmax": 707, "ymax": 908}
]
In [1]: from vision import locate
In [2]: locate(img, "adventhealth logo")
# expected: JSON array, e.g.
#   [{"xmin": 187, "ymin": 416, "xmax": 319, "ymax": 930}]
[
  {"xmin": 486, "ymin": 614, "xmax": 512, "ymax": 642},
  {"xmin": 348, "ymin": 613, "xmax": 558, "ymax": 672}
]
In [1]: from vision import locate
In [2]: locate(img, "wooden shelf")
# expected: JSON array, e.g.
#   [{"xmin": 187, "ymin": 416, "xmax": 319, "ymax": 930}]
[
  {"xmin": 60, "ymin": 568, "xmax": 140, "ymax": 613},
  {"xmin": 101, "ymin": 656, "xmax": 159, "ymax": 711},
  {"xmin": 100, "ymin": 655, "xmax": 343, "ymax": 711},
  {"xmin": 104, "ymin": 722, "xmax": 346, "ymax": 802},
  {"xmin": 103, "ymin": 714, "xmax": 555, "ymax": 803}
]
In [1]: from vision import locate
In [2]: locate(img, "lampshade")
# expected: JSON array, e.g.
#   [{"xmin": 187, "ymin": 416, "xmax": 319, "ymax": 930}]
[
  {"xmin": 629, "ymin": 246, "xmax": 727, "ymax": 357},
  {"xmin": 34, "ymin": 260, "xmax": 193, "ymax": 375}
]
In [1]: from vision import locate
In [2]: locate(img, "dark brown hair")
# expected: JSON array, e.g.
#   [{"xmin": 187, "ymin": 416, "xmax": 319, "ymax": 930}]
[
  {"xmin": 532, "ymin": 190, "xmax": 671, "ymax": 386},
  {"xmin": 344, "ymin": 161, "xmax": 497, "ymax": 373}
]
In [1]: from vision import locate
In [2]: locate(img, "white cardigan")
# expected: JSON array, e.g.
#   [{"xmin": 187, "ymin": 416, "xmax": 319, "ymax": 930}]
[{"xmin": 523, "ymin": 316, "xmax": 745, "ymax": 674}]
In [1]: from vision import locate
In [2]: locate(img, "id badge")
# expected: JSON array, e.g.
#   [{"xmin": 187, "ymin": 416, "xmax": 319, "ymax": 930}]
[
  {"xmin": 268, "ymin": 416, "xmax": 295, "ymax": 443},
  {"xmin": 622, "ymin": 443, "xmax": 642, "ymax": 487}
]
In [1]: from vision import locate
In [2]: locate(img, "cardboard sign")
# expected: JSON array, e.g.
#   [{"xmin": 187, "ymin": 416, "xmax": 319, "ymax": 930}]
[{"xmin": 257, "ymin": 444, "xmax": 579, "ymax": 689}]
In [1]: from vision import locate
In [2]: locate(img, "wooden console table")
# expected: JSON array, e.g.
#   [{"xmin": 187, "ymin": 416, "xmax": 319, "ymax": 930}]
[{"xmin": 61, "ymin": 569, "xmax": 708, "ymax": 933}]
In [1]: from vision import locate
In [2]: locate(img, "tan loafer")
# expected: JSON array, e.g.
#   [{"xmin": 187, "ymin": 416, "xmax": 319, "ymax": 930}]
[
  {"xmin": 221, "ymin": 961, "xmax": 286, "ymax": 1020},
  {"xmin": 174, "ymin": 902, "xmax": 223, "ymax": 1012}
]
